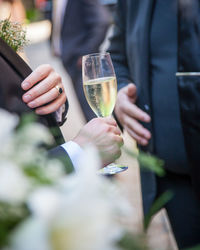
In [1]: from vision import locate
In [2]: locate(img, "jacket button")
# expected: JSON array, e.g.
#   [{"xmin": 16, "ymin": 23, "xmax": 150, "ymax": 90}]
[{"xmin": 144, "ymin": 104, "xmax": 149, "ymax": 111}]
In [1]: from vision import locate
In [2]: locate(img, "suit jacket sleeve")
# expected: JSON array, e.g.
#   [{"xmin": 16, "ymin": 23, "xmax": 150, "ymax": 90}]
[
  {"xmin": 48, "ymin": 145, "xmax": 75, "ymax": 174},
  {"xmin": 108, "ymin": 0, "xmax": 133, "ymax": 90},
  {"xmin": 77, "ymin": 0, "xmax": 110, "ymax": 55}
]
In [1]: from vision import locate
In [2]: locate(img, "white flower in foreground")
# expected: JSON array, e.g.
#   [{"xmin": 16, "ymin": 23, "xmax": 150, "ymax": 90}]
[
  {"xmin": 45, "ymin": 159, "xmax": 66, "ymax": 181},
  {"xmin": 0, "ymin": 109, "xmax": 18, "ymax": 150},
  {"xmin": 11, "ymin": 146, "xmax": 128, "ymax": 250},
  {"xmin": 10, "ymin": 218, "xmax": 50, "ymax": 250},
  {"xmin": 0, "ymin": 161, "xmax": 30, "ymax": 204},
  {"xmin": 17, "ymin": 123, "xmax": 53, "ymax": 146},
  {"xmin": 28, "ymin": 187, "xmax": 62, "ymax": 222}
]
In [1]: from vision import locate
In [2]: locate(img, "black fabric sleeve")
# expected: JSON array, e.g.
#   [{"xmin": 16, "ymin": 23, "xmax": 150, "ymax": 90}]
[
  {"xmin": 48, "ymin": 145, "xmax": 75, "ymax": 174},
  {"xmin": 76, "ymin": 0, "xmax": 110, "ymax": 55},
  {"xmin": 108, "ymin": 0, "xmax": 133, "ymax": 89}
]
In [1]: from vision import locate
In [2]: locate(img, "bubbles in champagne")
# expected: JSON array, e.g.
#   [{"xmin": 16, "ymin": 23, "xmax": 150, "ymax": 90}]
[{"xmin": 83, "ymin": 77, "xmax": 117, "ymax": 117}]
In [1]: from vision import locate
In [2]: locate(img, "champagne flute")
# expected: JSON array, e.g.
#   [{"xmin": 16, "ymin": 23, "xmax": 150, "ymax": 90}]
[{"xmin": 82, "ymin": 52, "xmax": 128, "ymax": 175}]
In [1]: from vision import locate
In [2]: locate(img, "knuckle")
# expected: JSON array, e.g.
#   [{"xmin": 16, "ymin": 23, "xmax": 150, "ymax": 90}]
[
  {"xmin": 44, "ymin": 64, "xmax": 52, "ymax": 72},
  {"xmin": 119, "ymin": 136, "xmax": 124, "ymax": 144},
  {"xmin": 33, "ymin": 98, "xmax": 39, "ymax": 106},
  {"xmin": 54, "ymin": 72, "xmax": 62, "ymax": 83},
  {"xmin": 43, "ymin": 106, "xmax": 51, "ymax": 114},
  {"xmin": 38, "ymin": 69, "xmax": 46, "ymax": 79},
  {"xmin": 116, "ymin": 127, "xmax": 121, "ymax": 134},
  {"xmin": 110, "ymin": 134, "xmax": 116, "ymax": 141},
  {"xmin": 38, "ymin": 64, "xmax": 52, "ymax": 78},
  {"xmin": 28, "ymin": 90, "xmax": 36, "ymax": 99},
  {"xmin": 104, "ymin": 124, "xmax": 111, "ymax": 133},
  {"xmin": 36, "ymin": 107, "xmax": 45, "ymax": 114}
]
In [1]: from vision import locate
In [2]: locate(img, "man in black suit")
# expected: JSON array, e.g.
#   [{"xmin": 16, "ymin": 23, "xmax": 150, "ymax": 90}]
[
  {"xmin": 0, "ymin": 36, "xmax": 123, "ymax": 173},
  {"xmin": 52, "ymin": 0, "xmax": 110, "ymax": 122},
  {"xmin": 109, "ymin": 0, "xmax": 200, "ymax": 248}
]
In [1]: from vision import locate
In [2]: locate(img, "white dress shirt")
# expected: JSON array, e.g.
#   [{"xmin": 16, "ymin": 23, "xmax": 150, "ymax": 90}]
[{"xmin": 61, "ymin": 140, "xmax": 83, "ymax": 171}]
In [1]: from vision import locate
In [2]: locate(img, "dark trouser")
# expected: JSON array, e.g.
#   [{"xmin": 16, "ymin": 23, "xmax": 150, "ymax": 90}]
[
  {"xmin": 156, "ymin": 171, "xmax": 200, "ymax": 249},
  {"xmin": 64, "ymin": 62, "xmax": 96, "ymax": 122}
]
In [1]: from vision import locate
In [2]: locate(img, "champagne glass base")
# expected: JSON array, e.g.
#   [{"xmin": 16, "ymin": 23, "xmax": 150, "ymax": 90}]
[{"xmin": 98, "ymin": 163, "xmax": 128, "ymax": 175}]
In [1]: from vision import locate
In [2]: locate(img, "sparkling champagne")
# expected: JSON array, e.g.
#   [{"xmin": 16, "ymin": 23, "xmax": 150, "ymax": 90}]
[{"xmin": 83, "ymin": 76, "xmax": 117, "ymax": 117}]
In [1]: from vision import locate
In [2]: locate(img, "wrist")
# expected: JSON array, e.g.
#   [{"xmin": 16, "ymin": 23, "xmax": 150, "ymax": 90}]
[{"xmin": 72, "ymin": 135, "xmax": 89, "ymax": 148}]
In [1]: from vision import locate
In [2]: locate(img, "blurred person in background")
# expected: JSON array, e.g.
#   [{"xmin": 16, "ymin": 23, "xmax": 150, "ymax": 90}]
[
  {"xmin": 34, "ymin": 0, "xmax": 52, "ymax": 20},
  {"xmin": 109, "ymin": 0, "xmax": 200, "ymax": 248},
  {"xmin": 51, "ymin": 0, "xmax": 110, "ymax": 122},
  {"xmin": 0, "ymin": 0, "xmax": 26, "ymax": 23},
  {"xmin": 0, "ymin": 36, "xmax": 123, "ymax": 173},
  {"xmin": 100, "ymin": 0, "xmax": 117, "ymax": 20}
]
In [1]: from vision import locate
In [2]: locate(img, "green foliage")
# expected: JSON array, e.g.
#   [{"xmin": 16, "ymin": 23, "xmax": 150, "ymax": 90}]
[
  {"xmin": 123, "ymin": 147, "xmax": 165, "ymax": 177},
  {"xmin": 0, "ymin": 202, "xmax": 29, "ymax": 247},
  {"xmin": 123, "ymin": 147, "xmax": 173, "ymax": 233},
  {"xmin": 184, "ymin": 245, "xmax": 200, "ymax": 250},
  {"xmin": 17, "ymin": 112, "xmax": 37, "ymax": 128},
  {"xmin": 23, "ymin": 162, "xmax": 54, "ymax": 185},
  {"xmin": 0, "ymin": 18, "xmax": 28, "ymax": 52},
  {"xmin": 26, "ymin": 8, "xmax": 42, "ymax": 23},
  {"xmin": 143, "ymin": 191, "xmax": 174, "ymax": 231},
  {"xmin": 118, "ymin": 232, "xmax": 149, "ymax": 250},
  {"xmin": 0, "ymin": 111, "xmax": 64, "ymax": 248}
]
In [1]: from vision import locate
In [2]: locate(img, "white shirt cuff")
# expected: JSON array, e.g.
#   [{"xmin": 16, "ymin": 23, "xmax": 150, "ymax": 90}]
[{"xmin": 61, "ymin": 141, "xmax": 83, "ymax": 172}]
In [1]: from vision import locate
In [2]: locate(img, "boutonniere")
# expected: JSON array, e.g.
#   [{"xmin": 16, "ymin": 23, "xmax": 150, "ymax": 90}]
[{"xmin": 0, "ymin": 18, "xmax": 28, "ymax": 52}]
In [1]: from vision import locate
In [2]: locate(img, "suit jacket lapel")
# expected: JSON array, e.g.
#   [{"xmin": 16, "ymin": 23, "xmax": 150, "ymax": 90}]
[
  {"xmin": 134, "ymin": 0, "xmax": 156, "ymax": 214},
  {"xmin": 0, "ymin": 37, "xmax": 32, "ymax": 79},
  {"xmin": 0, "ymin": 37, "xmax": 65, "ymax": 146},
  {"xmin": 137, "ymin": 0, "xmax": 155, "ymax": 91}
]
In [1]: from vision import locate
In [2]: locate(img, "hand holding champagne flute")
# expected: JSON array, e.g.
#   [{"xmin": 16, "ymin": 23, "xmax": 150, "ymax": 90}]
[{"xmin": 82, "ymin": 52, "xmax": 128, "ymax": 174}]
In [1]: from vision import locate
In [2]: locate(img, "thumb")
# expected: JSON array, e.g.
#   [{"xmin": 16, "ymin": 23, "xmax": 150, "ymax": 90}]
[{"xmin": 126, "ymin": 83, "xmax": 137, "ymax": 98}]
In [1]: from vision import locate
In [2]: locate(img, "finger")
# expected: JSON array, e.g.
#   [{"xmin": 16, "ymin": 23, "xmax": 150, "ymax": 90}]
[
  {"xmin": 35, "ymin": 93, "xmax": 66, "ymax": 115},
  {"xmin": 102, "ymin": 117, "xmax": 117, "ymax": 126},
  {"xmin": 21, "ymin": 64, "xmax": 53, "ymax": 90},
  {"xmin": 124, "ymin": 115, "xmax": 151, "ymax": 140},
  {"xmin": 108, "ymin": 143, "xmax": 122, "ymax": 158},
  {"xmin": 105, "ymin": 124, "xmax": 121, "ymax": 136},
  {"xmin": 122, "ymin": 101, "xmax": 151, "ymax": 123},
  {"xmin": 104, "ymin": 134, "xmax": 123, "ymax": 146},
  {"xmin": 104, "ymin": 144, "xmax": 122, "ymax": 159},
  {"xmin": 22, "ymin": 72, "xmax": 61, "ymax": 103},
  {"xmin": 113, "ymin": 134, "xmax": 124, "ymax": 146},
  {"xmin": 27, "ymin": 85, "xmax": 63, "ymax": 109},
  {"xmin": 125, "ymin": 126, "xmax": 149, "ymax": 146},
  {"xmin": 126, "ymin": 83, "xmax": 137, "ymax": 98}
]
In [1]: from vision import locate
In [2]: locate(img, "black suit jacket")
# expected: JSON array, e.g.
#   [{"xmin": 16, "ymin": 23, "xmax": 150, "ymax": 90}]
[
  {"xmin": 108, "ymin": 0, "xmax": 156, "ymax": 214},
  {"xmin": 109, "ymin": 0, "xmax": 200, "ymax": 213},
  {"xmin": 109, "ymin": 0, "xmax": 200, "ymax": 212},
  {"xmin": 0, "ymin": 37, "xmax": 74, "ymax": 173}
]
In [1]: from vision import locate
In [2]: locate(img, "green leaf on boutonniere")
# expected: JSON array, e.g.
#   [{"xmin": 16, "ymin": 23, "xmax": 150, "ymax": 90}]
[{"xmin": 0, "ymin": 18, "xmax": 28, "ymax": 52}]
